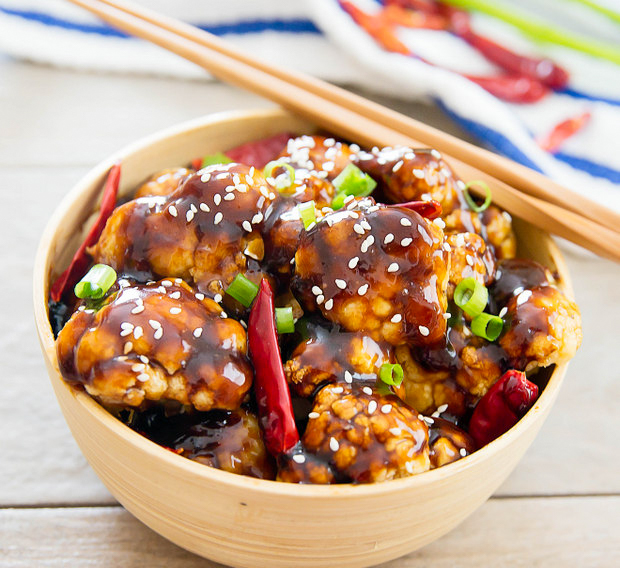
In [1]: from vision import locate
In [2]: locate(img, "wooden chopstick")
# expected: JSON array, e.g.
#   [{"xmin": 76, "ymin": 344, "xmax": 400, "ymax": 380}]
[
  {"xmin": 65, "ymin": 0, "xmax": 620, "ymax": 262},
  {"xmin": 88, "ymin": 0, "xmax": 620, "ymax": 235}
]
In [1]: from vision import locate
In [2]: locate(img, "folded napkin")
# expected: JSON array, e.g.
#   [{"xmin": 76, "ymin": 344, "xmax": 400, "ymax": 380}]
[{"xmin": 2, "ymin": 0, "xmax": 619, "ymax": 212}]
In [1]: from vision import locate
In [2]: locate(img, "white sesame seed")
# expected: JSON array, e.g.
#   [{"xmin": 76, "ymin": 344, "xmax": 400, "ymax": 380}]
[
  {"xmin": 157, "ymin": 286, "xmax": 167, "ymax": 294},
  {"xmin": 437, "ymin": 404, "xmax": 448, "ymax": 413},
  {"xmin": 419, "ymin": 325, "xmax": 430, "ymax": 336},
  {"xmin": 329, "ymin": 437, "xmax": 340, "ymax": 452},
  {"xmin": 361, "ymin": 235, "xmax": 374, "ymax": 253},
  {"xmin": 434, "ymin": 218, "xmax": 446, "ymax": 229},
  {"xmin": 381, "ymin": 404, "xmax": 392, "ymax": 414},
  {"xmin": 384, "ymin": 233, "xmax": 395, "ymax": 244},
  {"xmin": 316, "ymin": 294, "xmax": 325, "ymax": 305},
  {"xmin": 189, "ymin": 203, "xmax": 197, "ymax": 213},
  {"xmin": 292, "ymin": 454, "xmax": 306, "ymax": 464},
  {"xmin": 423, "ymin": 416, "xmax": 434, "ymax": 425},
  {"xmin": 348, "ymin": 256, "xmax": 359, "ymax": 269},
  {"xmin": 213, "ymin": 293, "xmax": 223, "ymax": 303},
  {"xmin": 460, "ymin": 448, "xmax": 467, "ymax": 457},
  {"xmin": 195, "ymin": 293, "xmax": 205, "ymax": 301},
  {"xmin": 516, "ymin": 290, "xmax": 532, "ymax": 306},
  {"xmin": 357, "ymin": 284, "xmax": 368, "ymax": 296},
  {"xmin": 170, "ymin": 307, "xmax": 182, "ymax": 315},
  {"xmin": 139, "ymin": 355, "xmax": 149, "ymax": 364},
  {"xmin": 392, "ymin": 160, "xmax": 404, "ymax": 173},
  {"xmin": 199, "ymin": 202, "xmax": 210, "ymax": 212},
  {"xmin": 405, "ymin": 461, "xmax": 415, "ymax": 474},
  {"xmin": 353, "ymin": 224, "xmax": 365, "ymax": 235},
  {"xmin": 193, "ymin": 327, "xmax": 203, "ymax": 338},
  {"xmin": 344, "ymin": 370, "xmax": 353, "ymax": 383},
  {"xmin": 161, "ymin": 280, "xmax": 172, "ymax": 287},
  {"xmin": 123, "ymin": 341, "xmax": 133, "ymax": 354},
  {"xmin": 401, "ymin": 237, "xmax": 413, "ymax": 247},
  {"xmin": 131, "ymin": 305, "xmax": 144, "ymax": 314},
  {"xmin": 443, "ymin": 242, "xmax": 452, "ymax": 252},
  {"xmin": 186, "ymin": 210, "xmax": 195, "ymax": 222},
  {"xmin": 443, "ymin": 313, "xmax": 452, "ymax": 319},
  {"xmin": 368, "ymin": 400, "xmax": 378, "ymax": 414},
  {"xmin": 223, "ymin": 193, "xmax": 235, "ymax": 201},
  {"xmin": 308, "ymin": 412, "xmax": 320, "ymax": 419},
  {"xmin": 431, "ymin": 149, "xmax": 442, "ymax": 159},
  {"xmin": 269, "ymin": 192, "xmax": 276, "ymax": 200},
  {"xmin": 224, "ymin": 185, "xmax": 235, "ymax": 193},
  {"xmin": 168, "ymin": 205, "xmax": 178, "ymax": 217},
  {"xmin": 239, "ymin": 319, "xmax": 247, "ymax": 328},
  {"xmin": 324, "ymin": 299, "xmax": 334, "ymax": 310},
  {"xmin": 213, "ymin": 194, "xmax": 222, "ymax": 206},
  {"xmin": 312, "ymin": 286, "xmax": 323, "ymax": 296},
  {"xmin": 466, "ymin": 255, "xmax": 474, "ymax": 267},
  {"xmin": 306, "ymin": 222, "xmax": 317, "ymax": 231},
  {"xmin": 148, "ymin": 319, "xmax": 161, "ymax": 329},
  {"xmin": 335, "ymin": 279, "xmax": 347, "ymax": 289},
  {"xmin": 131, "ymin": 363, "xmax": 145, "ymax": 373},
  {"xmin": 362, "ymin": 387, "xmax": 373, "ymax": 396},
  {"xmin": 169, "ymin": 291, "xmax": 181, "ymax": 300},
  {"xmin": 499, "ymin": 307, "xmax": 508, "ymax": 318},
  {"xmin": 387, "ymin": 262, "xmax": 399, "ymax": 273},
  {"xmin": 389, "ymin": 428, "xmax": 402, "ymax": 436},
  {"xmin": 153, "ymin": 328, "xmax": 163, "ymax": 340},
  {"xmin": 214, "ymin": 212, "xmax": 223, "ymax": 225},
  {"xmin": 332, "ymin": 387, "xmax": 344, "ymax": 394},
  {"xmin": 120, "ymin": 328, "xmax": 133, "ymax": 337},
  {"xmin": 361, "ymin": 219, "xmax": 372, "ymax": 231},
  {"xmin": 391, "ymin": 314, "xmax": 402, "ymax": 323},
  {"xmin": 200, "ymin": 173, "xmax": 211, "ymax": 183},
  {"xmin": 252, "ymin": 212, "xmax": 263, "ymax": 224},
  {"xmin": 133, "ymin": 326, "xmax": 143, "ymax": 339},
  {"xmin": 136, "ymin": 373, "xmax": 150, "ymax": 382},
  {"xmin": 413, "ymin": 169, "xmax": 425, "ymax": 179},
  {"xmin": 400, "ymin": 218, "xmax": 412, "ymax": 227},
  {"xmin": 242, "ymin": 220, "xmax": 252, "ymax": 232},
  {"xmin": 216, "ymin": 173, "xmax": 229, "ymax": 180}
]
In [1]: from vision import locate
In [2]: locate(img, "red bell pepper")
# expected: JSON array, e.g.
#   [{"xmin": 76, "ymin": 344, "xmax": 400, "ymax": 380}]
[
  {"xmin": 393, "ymin": 199, "xmax": 443, "ymax": 219},
  {"xmin": 469, "ymin": 369, "xmax": 539, "ymax": 448},
  {"xmin": 537, "ymin": 112, "xmax": 591, "ymax": 154},
  {"xmin": 248, "ymin": 279, "xmax": 300, "ymax": 456},
  {"xmin": 50, "ymin": 162, "xmax": 121, "ymax": 302}
]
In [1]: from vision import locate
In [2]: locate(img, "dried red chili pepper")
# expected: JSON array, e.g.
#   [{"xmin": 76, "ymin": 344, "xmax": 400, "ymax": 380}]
[
  {"xmin": 537, "ymin": 111, "xmax": 591, "ymax": 154},
  {"xmin": 469, "ymin": 369, "xmax": 538, "ymax": 448},
  {"xmin": 465, "ymin": 74, "xmax": 549, "ymax": 103},
  {"xmin": 381, "ymin": 4, "xmax": 448, "ymax": 30},
  {"xmin": 50, "ymin": 162, "xmax": 121, "ymax": 302},
  {"xmin": 393, "ymin": 199, "xmax": 443, "ymax": 219},
  {"xmin": 248, "ymin": 279, "xmax": 300, "ymax": 456},
  {"xmin": 225, "ymin": 132, "xmax": 293, "ymax": 168}
]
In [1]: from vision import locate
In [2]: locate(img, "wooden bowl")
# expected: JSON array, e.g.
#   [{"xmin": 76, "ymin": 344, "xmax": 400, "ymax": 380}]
[{"xmin": 34, "ymin": 108, "xmax": 573, "ymax": 568}]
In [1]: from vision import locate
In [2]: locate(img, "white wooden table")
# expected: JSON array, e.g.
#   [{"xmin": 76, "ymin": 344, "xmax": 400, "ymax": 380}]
[{"xmin": 1, "ymin": 56, "xmax": 619, "ymax": 567}]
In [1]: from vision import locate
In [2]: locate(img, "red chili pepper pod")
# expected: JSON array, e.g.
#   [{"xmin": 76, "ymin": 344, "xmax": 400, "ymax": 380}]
[
  {"xmin": 465, "ymin": 74, "xmax": 549, "ymax": 104},
  {"xmin": 469, "ymin": 369, "xmax": 539, "ymax": 448},
  {"xmin": 248, "ymin": 279, "xmax": 300, "ymax": 456},
  {"xmin": 537, "ymin": 112, "xmax": 591, "ymax": 154},
  {"xmin": 225, "ymin": 132, "xmax": 293, "ymax": 168},
  {"xmin": 393, "ymin": 199, "xmax": 442, "ymax": 219},
  {"xmin": 50, "ymin": 162, "xmax": 121, "ymax": 302}
]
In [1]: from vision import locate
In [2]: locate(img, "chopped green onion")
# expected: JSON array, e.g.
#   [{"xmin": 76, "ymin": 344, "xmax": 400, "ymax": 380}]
[
  {"xmin": 200, "ymin": 152, "xmax": 232, "ymax": 168},
  {"xmin": 332, "ymin": 163, "xmax": 377, "ymax": 198},
  {"xmin": 463, "ymin": 180, "xmax": 492, "ymax": 213},
  {"xmin": 453, "ymin": 277, "xmax": 488, "ymax": 317},
  {"xmin": 298, "ymin": 201, "xmax": 317, "ymax": 230},
  {"xmin": 275, "ymin": 306, "xmax": 295, "ymax": 334},
  {"xmin": 264, "ymin": 160, "xmax": 296, "ymax": 192},
  {"xmin": 225, "ymin": 274, "xmax": 259, "ymax": 308},
  {"xmin": 330, "ymin": 192, "xmax": 348, "ymax": 211},
  {"xmin": 471, "ymin": 313, "xmax": 504, "ymax": 342},
  {"xmin": 74, "ymin": 264, "xmax": 117, "ymax": 299},
  {"xmin": 379, "ymin": 363, "xmax": 404, "ymax": 387}
]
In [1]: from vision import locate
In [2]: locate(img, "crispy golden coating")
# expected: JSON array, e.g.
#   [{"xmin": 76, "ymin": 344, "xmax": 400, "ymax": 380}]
[
  {"xmin": 90, "ymin": 164, "xmax": 276, "ymax": 297},
  {"xmin": 480, "ymin": 206, "xmax": 517, "ymax": 260},
  {"xmin": 428, "ymin": 417, "xmax": 476, "ymax": 468},
  {"xmin": 172, "ymin": 409, "xmax": 275, "ymax": 479},
  {"xmin": 295, "ymin": 384, "xmax": 430, "ymax": 483},
  {"xmin": 354, "ymin": 146, "xmax": 461, "ymax": 214},
  {"xmin": 279, "ymin": 135, "xmax": 354, "ymax": 181},
  {"xmin": 500, "ymin": 286, "xmax": 582, "ymax": 371},
  {"xmin": 56, "ymin": 280, "xmax": 252, "ymax": 411},
  {"xmin": 292, "ymin": 199, "xmax": 449, "ymax": 346},
  {"xmin": 284, "ymin": 324, "xmax": 393, "ymax": 397},
  {"xmin": 446, "ymin": 232, "xmax": 495, "ymax": 300},
  {"xmin": 134, "ymin": 167, "xmax": 193, "ymax": 198},
  {"xmin": 277, "ymin": 450, "xmax": 336, "ymax": 484}
]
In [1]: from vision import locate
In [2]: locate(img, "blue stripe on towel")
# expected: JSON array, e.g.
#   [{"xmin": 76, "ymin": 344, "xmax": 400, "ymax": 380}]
[
  {"xmin": 554, "ymin": 153, "xmax": 620, "ymax": 184},
  {"xmin": 0, "ymin": 6, "xmax": 321, "ymax": 37},
  {"xmin": 559, "ymin": 88, "xmax": 620, "ymax": 108},
  {"xmin": 434, "ymin": 99, "xmax": 545, "ymax": 173}
]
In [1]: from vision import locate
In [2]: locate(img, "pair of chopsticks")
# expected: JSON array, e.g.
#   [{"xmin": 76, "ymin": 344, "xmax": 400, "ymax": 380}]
[{"xmin": 66, "ymin": 0, "xmax": 620, "ymax": 262}]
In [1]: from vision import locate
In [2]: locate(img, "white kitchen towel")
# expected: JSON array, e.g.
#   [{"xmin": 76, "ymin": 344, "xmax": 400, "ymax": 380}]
[{"xmin": 1, "ymin": 0, "xmax": 619, "ymax": 211}]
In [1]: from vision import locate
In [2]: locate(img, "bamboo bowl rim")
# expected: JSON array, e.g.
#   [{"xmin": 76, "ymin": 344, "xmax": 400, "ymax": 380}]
[{"xmin": 33, "ymin": 107, "xmax": 572, "ymax": 499}]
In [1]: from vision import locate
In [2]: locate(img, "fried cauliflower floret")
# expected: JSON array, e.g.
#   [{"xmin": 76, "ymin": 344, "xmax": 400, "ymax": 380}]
[
  {"xmin": 56, "ymin": 280, "xmax": 252, "ymax": 411},
  {"xmin": 277, "ymin": 450, "xmax": 336, "ymax": 484},
  {"xmin": 428, "ymin": 417, "xmax": 475, "ymax": 468},
  {"xmin": 354, "ymin": 146, "xmax": 461, "ymax": 214},
  {"xmin": 279, "ymin": 135, "xmax": 354, "ymax": 181},
  {"xmin": 290, "ymin": 384, "xmax": 430, "ymax": 483},
  {"xmin": 500, "ymin": 286, "xmax": 582, "ymax": 371},
  {"xmin": 134, "ymin": 167, "xmax": 193, "ymax": 198},
  {"xmin": 292, "ymin": 200, "xmax": 449, "ymax": 346},
  {"xmin": 446, "ymin": 232, "xmax": 495, "ymax": 299},
  {"xmin": 480, "ymin": 206, "xmax": 516, "ymax": 259},
  {"xmin": 172, "ymin": 409, "xmax": 275, "ymax": 479},
  {"xmin": 90, "ymin": 163, "xmax": 276, "ymax": 297},
  {"xmin": 284, "ymin": 324, "xmax": 393, "ymax": 397}
]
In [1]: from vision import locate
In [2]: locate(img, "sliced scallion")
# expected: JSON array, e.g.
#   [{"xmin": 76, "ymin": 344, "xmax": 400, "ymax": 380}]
[
  {"xmin": 463, "ymin": 180, "xmax": 492, "ymax": 213},
  {"xmin": 74, "ymin": 264, "xmax": 117, "ymax": 299},
  {"xmin": 298, "ymin": 201, "xmax": 317, "ymax": 230},
  {"xmin": 275, "ymin": 306, "xmax": 295, "ymax": 334},
  {"xmin": 225, "ymin": 274, "xmax": 259, "ymax": 308},
  {"xmin": 330, "ymin": 192, "xmax": 348, "ymax": 211},
  {"xmin": 453, "ymin": 277, "xmax": 488, "ymax": 317},
  {"xmin": 471, "ymin": 313, "xmax": 504, "ymax": 341},
  {"xmin": 379, "ymin": 363, "xmax": 404, "ymax": 387},
  {"xmin": 332, "ymin": 163, "xmax": 377, "ymax": 198},
  {"xmin": 264, "ymin": 160, "xmax": 296, "ymax": 192},
  {"xmin": 200, "ymin": 152, "xmax": 232, "ymax": 168}
]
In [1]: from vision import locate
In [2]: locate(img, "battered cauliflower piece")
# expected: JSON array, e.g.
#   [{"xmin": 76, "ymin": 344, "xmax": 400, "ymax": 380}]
[
  {"xmin": 90, "ymin": 163, "xmax": 276, "ymax": 297},
  {"xmin": 292, "ymin": 199, "xmax": 449, "ymax": 346},
  {"xmin": 288, "ymin": 384, "xmax": 430, "ymax": 483},
  {"xmin": 446, "ymin": 231, "xmax": 496, "ymax": 300},
  {"xmin": 278, "ymin": 135, "xmax": 355, "ymax": 181},
  {"xmin": 354, "ymin": 146, "xmax": 461, "ymax": 214},
  {"xmin": 500, "ymin": 286, "xmax": 582, "ymax": 371},
  {"xmin": 171, "ymin": 409, "xmax": 275, "ymax": 480},
  {"xmin": 284, "ymin": 323, "xmax": 393, "ymax": 397},
  {"xmin": 277, "ymin": 450, "xmax": 336, "ymax": 484},
  {"xmin": 428, "ymin": 417, "xmax": 475, "ymax": 468},
  {"xmin": 56, "ymin": 280, "xmax": 252, "ymax": 411},
  {"xmin": 134, "ymin": 167, "xmax": 193, "ymax": 198}
]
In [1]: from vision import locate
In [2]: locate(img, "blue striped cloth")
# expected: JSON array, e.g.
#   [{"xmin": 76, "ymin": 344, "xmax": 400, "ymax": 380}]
[{"xmin": 2, "ymin": 0, "xmax": 619, "ymax": 211}]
